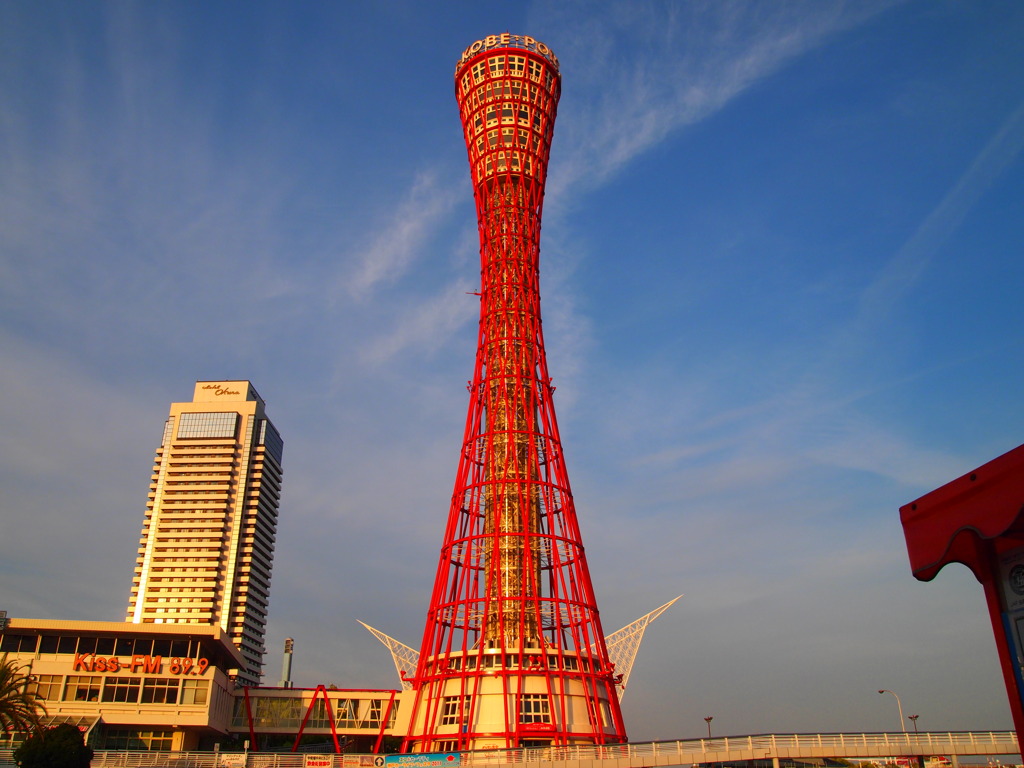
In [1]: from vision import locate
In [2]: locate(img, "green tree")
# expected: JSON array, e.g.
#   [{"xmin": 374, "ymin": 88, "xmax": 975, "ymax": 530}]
[
  {"xmin": 14, "ymin": 724, "xmax": 93, "ymax": 768},
  {"xmin": 0, "ymin": 654, "xmax": 46, "ymax": 736}
]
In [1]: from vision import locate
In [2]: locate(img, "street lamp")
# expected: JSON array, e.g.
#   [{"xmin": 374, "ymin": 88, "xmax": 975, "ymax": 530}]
[
  {"xmin": 878, "ymin": 689, "xmax": 907, "ymax": 733},
  {"xmin": 704, "ymin": 716, "xmax": 714, "ymax": 738},
  {"xmin": 908, "ymin": 715, "xmax": 919, "ymax": 734}
]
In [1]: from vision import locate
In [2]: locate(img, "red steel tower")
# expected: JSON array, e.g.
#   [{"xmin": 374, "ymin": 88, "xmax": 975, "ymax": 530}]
[{"xmin": 401, "ymin": 34, "xmax": 628, "ymax": 752}]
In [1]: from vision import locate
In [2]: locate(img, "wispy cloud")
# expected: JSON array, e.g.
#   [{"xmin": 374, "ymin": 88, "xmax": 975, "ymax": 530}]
[
  {"xmin": 358, "ymin": 278, "xmax": 476, "ymax": 366},
  {"xmin": 809, "ymin": 416, "xmax": 969, "ymax": 487},
  {"xmin": 539, "ymin": 0, "xmax": 901, "ymax": 202},
  {"xmin": 345, "ymin": 171, "xmax": 461, "ymax": 300},
  {"xmin": 856, "ymin": 99, "xmax": 1024, "ymax": 327},
  {"xmin": 517, "ymin": 0, "xmax": 907, "ymax": 431},
  {"xmin": 621, "ymin": 98, "xmax": 1024, "ymax": 500},
  {"xmin": 774, "ymin": 97, "xmax": 1024, "ymax": 429}
]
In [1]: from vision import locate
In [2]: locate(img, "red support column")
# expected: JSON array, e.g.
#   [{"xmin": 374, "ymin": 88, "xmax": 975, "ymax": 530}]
[
  {"xmin": 243, "ymin": 686, "xmax": 258, "ymax": 752},
  {"xmin": 976, "ymin": 542, "xmax": 1024, "ymax": 743},
  {"xmin": 292, "ymin": 686, "xmax": 342, "ymax": 753},
  {"xmin": 900, "ymin": 442, "xmax": 1024, "ymax": 749},
  {"xmin": 373, "ymin": 691, "xmax": 398, "ymax": 754}
]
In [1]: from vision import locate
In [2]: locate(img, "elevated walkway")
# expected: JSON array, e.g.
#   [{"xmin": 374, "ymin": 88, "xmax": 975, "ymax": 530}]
[{"xmin": 1, "ymin": 732, "xmax": 1019, "ymax": 768}]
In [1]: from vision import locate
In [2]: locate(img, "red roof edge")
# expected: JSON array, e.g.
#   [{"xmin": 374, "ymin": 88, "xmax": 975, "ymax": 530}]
[{"xmin": 900, "ymin": 443, "xmax": 1024, "ymax": 582}]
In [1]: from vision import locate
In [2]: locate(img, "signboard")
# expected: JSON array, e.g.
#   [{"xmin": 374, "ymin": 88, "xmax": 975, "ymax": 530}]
[
  {"xmin": 71, "ymin": 653, "xmax": 210, "ymax": 676},
  {"xmin": 455, "ymin": 34, "xmax": 559, "ymax": 73},
  {"xmin": 385, "ymin": 755, "xmax": 460, "ymax": 768},
  {"xmin": 1002, "ymin": 548, "xmax": 1024, "ymax": 612},
  {"xmin": 998, "ymin": 547, "xmax": 1024, "ymax": 710},
  {"xmin": 303, "ymin": 756, "xmax": 334, "ymax": 768}
]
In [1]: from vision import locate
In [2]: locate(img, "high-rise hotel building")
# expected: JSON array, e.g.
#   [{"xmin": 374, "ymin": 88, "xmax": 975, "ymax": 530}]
[{"xmin": 127, "ymin": 381, "xmax": 283, "ymax": 686}]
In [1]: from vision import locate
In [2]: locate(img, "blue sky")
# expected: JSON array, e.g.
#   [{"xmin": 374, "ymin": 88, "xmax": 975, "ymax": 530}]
[{"xmin": 2, "ymin": 0, "xmax": 1023, "ymax": 741}]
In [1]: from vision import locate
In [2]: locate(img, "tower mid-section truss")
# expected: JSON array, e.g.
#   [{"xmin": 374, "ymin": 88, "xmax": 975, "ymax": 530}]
[{"xmin": 401, "ymin": 34, "xmax": 628, "ymax": 753}]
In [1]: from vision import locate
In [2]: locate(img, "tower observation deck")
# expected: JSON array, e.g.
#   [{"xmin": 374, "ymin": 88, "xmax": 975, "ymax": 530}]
[{"xmin": 401, "ymin": 34, "xmax": 628, "ymax": 753}]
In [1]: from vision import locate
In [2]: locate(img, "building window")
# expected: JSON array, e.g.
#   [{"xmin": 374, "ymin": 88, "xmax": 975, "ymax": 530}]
[
  {"xmin": 102, "ymin": 677, "xmax": 141, "ymax": 703},
  {"xmin": 0, "ymin": 634, "xmax": 37, "ymax": 653},
  {"xmin": 177, "ymin": 412, "xmax": 238, "ymax": 439},
  {"xmin": 259, "ymin": 419, "xmax": 284, "ymax": 463},
  {"xmin": 519, "ymin": 693, "xmax": 551, "ymax": 724},
  {"xmin": 336, "ymin": 699, "xmax": 358, "ymax": 728},
  {"xmin": 99, "ymin": 729, "xmax": 173, "ymax": 751},
  {"xmin": 251, "ymin": 696, "xmax": 303, "ymax": 728},
  {"xmin": 362, "ymin": 699, "xmax": 382, "ymax": 728},
  {"xmin": 440, "ymin": 695, "xmax": 469, "ymax": 726},
  {"xmin": 141, "ymin": 678, "xmax": 179, "ymax": 704},
  {"xmin": 180, "ymin": 678, "xmax": 209, "ymax": 705},
  {"xmin": 31, "ymin": 675, "xmax": 62, "ymax": 701},
  {"xmin": 64, "ymin": 676, "xmax": 101, "ymax": 702},
  {"xmin": 306, "ymin": 698, "xmax": 330, "ymax": 728}
]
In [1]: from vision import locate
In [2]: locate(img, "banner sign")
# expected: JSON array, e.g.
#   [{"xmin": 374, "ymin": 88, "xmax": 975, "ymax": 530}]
[
  {"xmin": 998, "ymin": 546, "xmax": 1024, "ymax": 712},
  {"xmin": 384, "ymin": 755, "xmax": 460, "ymax": 768},
  {"xmin": 455, "ymin": 34, "xmax": 559, "ymax": 73}
]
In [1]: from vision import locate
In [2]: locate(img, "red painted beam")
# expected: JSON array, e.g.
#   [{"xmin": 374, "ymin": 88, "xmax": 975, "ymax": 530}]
[{"xmin": 900, "ymin": 442, "xmax": 1024, "ymax": 750}]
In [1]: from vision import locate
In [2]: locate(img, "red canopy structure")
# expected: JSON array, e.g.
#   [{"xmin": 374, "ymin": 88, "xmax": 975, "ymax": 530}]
[{"xmin": 900, "ymin": 442, "xmax": 1024, "ymax": 746}]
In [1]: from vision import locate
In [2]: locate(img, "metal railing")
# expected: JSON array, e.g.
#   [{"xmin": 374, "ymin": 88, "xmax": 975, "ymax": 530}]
[
  {"xmin": 467, "ymin": 732, "xmax": 1020, "ymax": 765},
  {"xmin": 0, "ymin": 731, "xmax": 1019, "ymax": 768}
]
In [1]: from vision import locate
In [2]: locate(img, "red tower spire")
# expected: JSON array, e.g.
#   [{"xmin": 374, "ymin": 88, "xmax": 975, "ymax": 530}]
[{"xmin": 401, "ymin": 34, "xmax": 628, "ymax": 753}]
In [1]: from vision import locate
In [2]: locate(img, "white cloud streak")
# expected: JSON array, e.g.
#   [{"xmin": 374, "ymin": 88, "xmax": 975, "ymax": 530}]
[
  {"xmin": 539, "ymin": 0, "xmax": 902, "ymax": 202},
  {"xmin": 345, "ymin": 171, "xmax": 462, "ymax": 300},
  {"xmin": 359, "ymin": 278, "xmax": 477, "ymax": 366},
  {"xmin": 857, "ymin": 99, "xmax": 1024, "ymax": 326}
]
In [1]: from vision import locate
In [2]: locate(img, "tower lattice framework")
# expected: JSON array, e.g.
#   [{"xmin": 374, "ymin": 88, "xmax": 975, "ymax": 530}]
[{"xmin": 402, "ymin": 35, "xmax": 628, "ymax": 753}]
